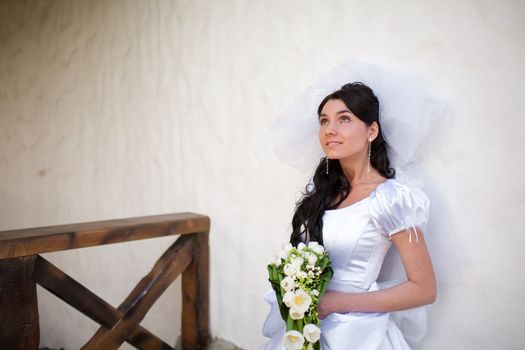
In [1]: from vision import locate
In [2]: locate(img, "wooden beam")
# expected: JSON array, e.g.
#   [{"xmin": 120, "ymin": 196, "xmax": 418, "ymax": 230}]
[
  {"xmin": 82, "ymin": 234, "xmax": 194, "ymax": 349},
  {"xmin": 0, "ymin": 212, "xmax": 210, "ymax": 259},
  {"xmin": 0, "ymin": 256, "xmax": 39, "ymax": 349},
  {"xmin": 34, "ymin": 255, "xmax": 173, "ymax": 350},
  {"xmin": 181, "ymin": 231, "xmax": 210, "ymax": 350}
]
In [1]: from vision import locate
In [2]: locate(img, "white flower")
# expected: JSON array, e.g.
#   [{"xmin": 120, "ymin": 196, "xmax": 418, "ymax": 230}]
[
  {"xmin": 307, "ymin": 343, "xmax": 314, "ymax": 350},
  {"xmin": 303, "ymin": 324, "xmax": 321, "ymax": 343},
  {"xmin": 307, "ymin": 253, "xmax": 318, "ymax": 265},
  {"xmin": 277, "ymin": 249, "xmax": 288, "ymax": 260},
  {"xmin": 284, "ymin": 330, "xmax": 305, "ymax": 350},
  {"xmin": 311, "ymin": 289, "xmax": 319, "ymax": 296},
  {"xmin": 291, "ymin": 256, "xmax": 304, "ymax": 267},
  {"xmin": 283, "ymin": 243, "xmax": 293, "ymax": 253},
  {"xmin": 282, "ymin": 291, "xmax": 295, "ymax": 308},
  {"xmin": 280, "ymin": 276, "xmax": 295, "ymax": 292},
  {"xmin": 289, "ymin": 307, "xmax": 305, "ymax": 320},
  {"xmin": 298, "ymin": 242, "xmax": 306, "ymax": 250},
  {"xmin": 273, "ymin": 257, "xmax": 281, "ymax": 266},
  {"xmin": 312, "ymin": 245, "xmax": 324, "ymax": 255},
  {"xmin": 289, "ymin": 289, "xmax": 312, "ymax": 314},
  {"xmin": 296, "ymin": 271, "xmax": 307, "ymax": 279},
  {"xmin": 308, "ymin": 241, "xmax": 319, "ymax": 249},
  {"xmin": 284, "ymin": 263, "xmax": 300, "ymax": 276}
]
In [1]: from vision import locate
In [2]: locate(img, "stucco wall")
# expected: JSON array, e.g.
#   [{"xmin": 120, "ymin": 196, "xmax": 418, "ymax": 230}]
[{"xmin": 1, "ymin": 1, "xmax": 523, "ymax": 349}]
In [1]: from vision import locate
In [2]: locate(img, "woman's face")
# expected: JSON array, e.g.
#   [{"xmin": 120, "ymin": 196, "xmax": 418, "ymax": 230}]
[{"xmin": 318, "ymin": 98, "xmax": 371, "ymax": 161}]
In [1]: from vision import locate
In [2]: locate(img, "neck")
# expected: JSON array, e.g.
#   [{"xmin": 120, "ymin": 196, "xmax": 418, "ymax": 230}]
[{"xmin": 338, "ymin": 152, "xmax": 373, "ymax": 185}]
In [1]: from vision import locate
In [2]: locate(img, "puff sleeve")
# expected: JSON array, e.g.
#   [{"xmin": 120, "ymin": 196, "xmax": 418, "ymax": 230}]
[{"xmin": 369, "ymin": 179, "xmax": 430, "ymax": 242}]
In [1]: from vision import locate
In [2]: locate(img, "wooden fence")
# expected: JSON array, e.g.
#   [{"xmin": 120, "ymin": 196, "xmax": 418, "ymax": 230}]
[{"xmin": 0, "ymin": 212, "xmax": 210, "ymax": 350}]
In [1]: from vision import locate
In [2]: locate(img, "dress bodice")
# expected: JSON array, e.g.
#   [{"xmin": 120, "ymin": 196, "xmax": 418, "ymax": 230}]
[
  {"xmin": 323, "ymin": 178, "xmax": 430, "ymax": 293},
  {"xmin": 323, "ymin": 196, "xmax": 391, "ymax": 292}
]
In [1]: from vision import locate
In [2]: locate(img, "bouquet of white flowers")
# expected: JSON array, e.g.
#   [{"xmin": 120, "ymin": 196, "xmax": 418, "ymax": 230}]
[{"xmin": 267, "ymin": 242, "xmax": 333, "ymax": 350}]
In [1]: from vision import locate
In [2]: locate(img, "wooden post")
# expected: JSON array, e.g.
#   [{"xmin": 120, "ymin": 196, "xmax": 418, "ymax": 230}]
[
  {"xmin": 181, "ymin": 231, "xmax": 210, "ymax": 350},
  {"xmin": 0, "ymin": 256, "xmax": 39, "ymax": 349}
]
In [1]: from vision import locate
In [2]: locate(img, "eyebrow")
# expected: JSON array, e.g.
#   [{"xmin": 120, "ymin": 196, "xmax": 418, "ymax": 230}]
[{"xmin": 319, "ymin": 109, "xmax": 352, "ymax": 117}]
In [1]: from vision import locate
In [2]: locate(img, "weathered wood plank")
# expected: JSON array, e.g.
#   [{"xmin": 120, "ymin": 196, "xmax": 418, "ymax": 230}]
[
  {"xmin": 0, "ymin": 256, "xmax": 39, "ymax": 349},
  {"xmin": 81, "ymin": 234, "xmax": 195, "ymax": 350},
  {"xmin": 181, "ymin": 231, "xmax": 210, "ymax": 350},
  {"xmin": 34, "ymin": 255, "xmax": 173, "ymax": 350},
  {"xmin": 0, "ymin": 212, "xmax": 210, "ymax": 259}
]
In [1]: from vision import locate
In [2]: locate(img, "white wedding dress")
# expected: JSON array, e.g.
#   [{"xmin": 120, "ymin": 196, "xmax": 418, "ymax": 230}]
[{"xmin": 262, "ymin": 178, "xmax": 431, "ymax": 350}]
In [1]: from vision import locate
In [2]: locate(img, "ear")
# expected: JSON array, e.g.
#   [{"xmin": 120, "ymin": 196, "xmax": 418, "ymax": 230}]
[{"xmin": 369, "ymin": 121, "xmax": 379, "ymax": 141}]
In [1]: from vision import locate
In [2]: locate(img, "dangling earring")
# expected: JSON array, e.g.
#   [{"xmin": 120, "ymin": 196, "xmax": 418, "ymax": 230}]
[
  {"xmin": 367, "ymin": 137, "xmax": 372, "ymax": 173},
  {"xmin": 325, "ymin": 156, "xmax": 329, "ymax": 175}
]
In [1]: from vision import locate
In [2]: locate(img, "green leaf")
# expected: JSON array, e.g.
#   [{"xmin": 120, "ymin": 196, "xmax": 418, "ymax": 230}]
[{"xmin": 286, "ymin": 315, "xmax": 294, "ymax": 331}]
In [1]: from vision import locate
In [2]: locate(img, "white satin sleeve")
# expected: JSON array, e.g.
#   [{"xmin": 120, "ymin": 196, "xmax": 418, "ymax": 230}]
[{"xmin": 369, "ymin": 179, "xmax": 430, "ymax": 241}]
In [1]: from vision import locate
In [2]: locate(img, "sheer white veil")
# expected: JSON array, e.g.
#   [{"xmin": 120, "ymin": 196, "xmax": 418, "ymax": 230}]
[
  {"xmin": 269, "ymin": 58, "xmax": 456, "ymax": 347},
  {"xmin": 270, "ymin": 58, "xmax": 446, "ymax": 173}
]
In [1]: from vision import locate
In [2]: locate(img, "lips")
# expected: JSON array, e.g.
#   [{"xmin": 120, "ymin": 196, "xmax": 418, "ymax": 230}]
[{"xmin": 326, "ymin": 141, "xmax": 342, "ymax": 147}]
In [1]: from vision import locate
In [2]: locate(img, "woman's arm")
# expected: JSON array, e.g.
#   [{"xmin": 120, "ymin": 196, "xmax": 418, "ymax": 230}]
[{"xmin": 317, "ymin": 227, "xmax": 436, "ymax": 319}]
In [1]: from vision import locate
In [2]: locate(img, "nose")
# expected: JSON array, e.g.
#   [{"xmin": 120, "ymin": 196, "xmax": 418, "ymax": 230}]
[{"xmin": 324, "ymin": 122, "xmax": 337, "ymax": 135}]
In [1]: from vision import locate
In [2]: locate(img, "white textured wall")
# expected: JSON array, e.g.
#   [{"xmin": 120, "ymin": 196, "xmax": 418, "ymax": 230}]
[{"xmin": 1, "ymin": 1, "xmax": 524, "ymax": 349}]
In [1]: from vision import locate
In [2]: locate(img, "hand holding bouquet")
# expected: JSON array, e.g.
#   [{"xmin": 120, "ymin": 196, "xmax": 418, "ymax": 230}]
[{"xmin": 267, "ymin": 242, "xmax": 333, "ymax": 350}]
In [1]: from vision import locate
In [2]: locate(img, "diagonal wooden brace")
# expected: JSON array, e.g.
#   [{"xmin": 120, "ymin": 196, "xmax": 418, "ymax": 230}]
[
  {"xmin": 82, "ymin": 234, "xmax": 194, "ymax": 349},
  {"xmin": 34, "ymin": 255, "xmax": 174, "ymax": 349}
]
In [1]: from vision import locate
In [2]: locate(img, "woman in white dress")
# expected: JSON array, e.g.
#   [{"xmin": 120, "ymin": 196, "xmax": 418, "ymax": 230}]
[{"xmin": 263, "ymin": 81, "xmax": 438, "ymax": 350}]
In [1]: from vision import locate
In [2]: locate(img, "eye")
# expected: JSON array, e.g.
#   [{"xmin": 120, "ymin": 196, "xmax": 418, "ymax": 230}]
[
  {"xmin": 339, "ymin": 115, "xmax": 351, "ymax": 123},
  {"xmin": 319, "ymin": 118, "xmax": 328, "ymax": 125}
]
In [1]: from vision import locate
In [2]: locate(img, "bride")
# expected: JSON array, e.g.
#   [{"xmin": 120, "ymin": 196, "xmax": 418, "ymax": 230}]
[{"xmin": 263, "ymin": 60, "xmax": 445, "ymax": 350}]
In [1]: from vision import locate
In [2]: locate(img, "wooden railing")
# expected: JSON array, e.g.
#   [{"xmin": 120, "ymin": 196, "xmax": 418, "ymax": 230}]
[{"xmin": 0, "ymin": 213, "xmax": 210, "ymax": 350}]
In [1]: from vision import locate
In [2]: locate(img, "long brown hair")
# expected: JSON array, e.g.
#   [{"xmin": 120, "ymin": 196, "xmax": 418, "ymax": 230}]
[{"xmin": 289, "ymin": 82, "xmax": 395, "ymax": 246}]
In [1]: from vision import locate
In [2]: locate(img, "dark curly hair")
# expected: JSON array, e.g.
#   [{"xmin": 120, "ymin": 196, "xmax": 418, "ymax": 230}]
[{"xmin": 290, "ymin": 82, "xmax": 395, "ymax": 246}]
